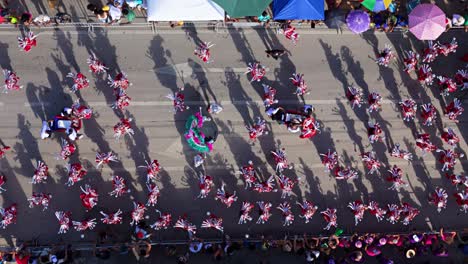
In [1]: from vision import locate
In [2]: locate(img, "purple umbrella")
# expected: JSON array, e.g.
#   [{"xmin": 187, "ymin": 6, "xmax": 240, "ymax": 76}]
[
  {"xmin": 409, "ymin": 4, "xmax": 446, "ymax": 40},
  {"xmin": 346, "ymin": 10, "xmax": 370, "ymax": 34}
]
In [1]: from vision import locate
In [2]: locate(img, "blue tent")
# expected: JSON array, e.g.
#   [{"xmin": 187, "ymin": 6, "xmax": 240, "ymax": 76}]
[{"xmin": 273, "ymin": 0, "xmax": 324, "ymax": 20}]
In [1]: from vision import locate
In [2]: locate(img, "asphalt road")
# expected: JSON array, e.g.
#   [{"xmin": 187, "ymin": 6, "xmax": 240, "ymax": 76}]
[{"xmin": 0, "ymin": 28, "xmax": 466, "ymax": 245}]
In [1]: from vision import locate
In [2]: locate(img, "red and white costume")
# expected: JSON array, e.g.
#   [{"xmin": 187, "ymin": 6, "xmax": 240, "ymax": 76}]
[
  {"xmin": 334, "ymin": 166, "xmax": 358, "ymax": 180},
  {"xmin": 454, "ymin": 190, "xmax": 468, "ymax": 213},
  {"xmin": 276, "ymin": 174, "xmax": 297, "ymax": 199},
  {"xmin": 346, "ymin": 86, "xmax": 363, "ymax": 109},
  {"xmin": 151, "ymin": 210, "xmax": 172, "ymax": 230},
  {"xmin": 420, "ymin": 103, "xmax": 437, "ymax": 126},
  {"xmin": 80, "ymin": 184, "xmax": 98, "ymax": 211},
  {"xmin": 87, "ymin": 53, "xmax": 108, "ymax": 74},
  {"xmin": 253, "ymin": 175, "xmax": 276, "ymax": 193},
  {"xmin": 55, "ymin": 211, "xmax": 71, "ymax": 234},
  {"xmin": 169, "ymin": 88, "xmax": 190, "ymax": 113},
  {"xmin": 367, "ymin": 91, "xmax": 382, "ymax": 113},
  {"xmin": 390, "ymin": 143, "xmax": 413, "ymax": 161},
  {"xmin": 442, "ymin": 128, "xmax": 460, "ymax": 147},
  {"xmin": 428, "ymin": 187, "xmax": 448, "ymax": 213},
  {"xmin": 321, "ymin": 208, "xmax": 338, "ymax": 230},
  {"xmin": 66, "ymin": 72, "xmax": 89, "ymax": 93},
  {"xmin": 246, "ymin": 117, "xmax": 268, "ymax": 142},
  {"xmin": 454, "ymin": 69, "xmax": 468, "ymax": 90},
  {"xmin": 437, "ymin": 76, "xmax": 457, "ymax": 96},
  {"xmin": 57, "ymin": 138, "xmax": 76, "ymax": 160},
  {"xmin": 198, "ymin": 174, "xmax": 213, "ymax": 199},
  {"xmin": 403, "ymin": 50, "xmax": 419, "ymax": 73},
  {"xmin": 399, "ymin": 99, "xmax": 417, "ymax": 122},
  {"xmin": 400, "ymin": 203, "xmax": 419, "ymax": 225},
  {"xmin": 0, "ymin": 204, "xmax": 16, "ymax": 229},
  {"xmin": 108, "ymin": 72, "xmax": 131, "ymax": 93},
  {"xmin": 415, "ymin": 133, "xmax": 437, "ymax": 155},
  {"xmin": 246, "ymin": 62, "xmax": 266, "ymax": 82},
  {"xmin": 65, "ymin": 163, "xmax": 87, "ymax": 187},
  {"xmin": 215, "ymin": 184, "xmax": 238, "ymax": 208},
  {"xmin": 348, "ymin": 200, "xmax": 366, "ymax": 226},
  {"xmin": 417, "ymin": 64, "xmax": 435, "ymax": 86},
  {"xmin": 0, "ymin": 146, "xmax": 10, "ymax": 159},
  {"xmin": 201, "ymin": 214, "xmax": 224, "ymax": 233},
  {"xmin": 71, "ymin": 100, "xmax": 92, "ymax": 120},
  {"xmin": 109, "ymin": 175, "xmax": 129, "ymax": 198},
  {"xmin": 385, "ymin": 204, "xmax": 401, "ymax": 224},
  {"xmin": 130, "ymin": 202, "xmax": 147, "ymax": 226},
  {"xmin": 262, "ymin": 84, "xmax": 278, "ymax": 108},
  {"xmin": 32, "ymin": 161, "xmax": 49, "ymax": 184},
  {"xmin": 143, "ymin": 159, "xmax": 161, "ymax": 183},
  {"xmin": 421, "ymin": 42, "xmax": 439, "ymax": 63},
  {"xmin": 436, "ymin": 38, "xmax": 457, "ymax": 56},
  {"xmin": 95, "ymin": 151, "xmax": 118, "ymax": 168},
  {"xmin": 239, "ymin": 161, "xmax": 257, "ymax": 189},
  {"xmin": 367, "ymin": 201, "xmax": 386, "ymax": 222},
  {"xmin": 271, "ymin": 148, "xmax": 291, "ymax": 173},
  {"xmin": 300, "ymin": 117, "xmax": 320, "ymax": 139},
  {"xmin": 28, "ymin": 192, "xmax": 52, "ymax": 211},
  {"xmin": 113, "ymin": 118, "xmax": 134, "ymax": 140},
  {"xmin": 112, "ymin": 89, "xmax": 131, "ymax": 110},
  {"xmin": 18, "ymin": 31, "xmax": 37, "ymax": 52},
  {"xmin": 3, "ymin": 70, "xmax": 23, "ymax": 93},
  {"xmin": 194, "ymin": 42, "xmax": 214, "ymax": 63},
  {"xmin": 0, "ymin": 174, "xmax": 6, "ymax": 193},
  {"xmin": 280, "ymin": 23, "xmax": 299, "ymax": 44},
  {"xmin": 321, "ymin": 149, "xmax": 339, "ymax": 172},
  {"xmin": 290, "ymin": 73, "xmax": 308, "ymax": 96},
  {"xmin": 445, "ymin": 98, "xmax": 464, "ymax": 123},
  {"xmin": 174, "ymin": 216, "xmax": 197, "ymax": 237},
  {"xmin": 100, "ymin": 209, "xmax": 123, "ymax": 225},
  {"xmin": 445, "ymin": 173, "xmax": 468, "ymax": 189},
  {"xmin": 256, "ymin": 201, "xmax": 272, "ymax": 224},
  {"xmin": 277, "ymin": 202, "xmax": 294, "ymax": 226},
  {"xmin": 296, "ymin": 201, "xmax": 318, "ymax": 223},
  {"xmin": 375, "ymin": 44, "xmax": 394, "ymax": 67},
  {"xmin": 387, "ymin": 165, "xmax": 407, "ymax": 190},
  {"xmin": 146, "ymin": 183, "xmax": 160, "ymax": 207},
  {"xmin": 367, "ymin": 121, "xmax": 384, "ymax": 144},
  {"xmin": 361, "ymin": 151, "xmax": 381, "ymax": 175},
  {"xmin": 238, "ymin": 202, "xmax": 255, "ymax": 224},
  {"xmin": 73, "ymin": 218, "xmax": 97, "ymax": 231},
  {"xmin": 437, "ymin": 149, "xmax": 464, "ymax": 172}
]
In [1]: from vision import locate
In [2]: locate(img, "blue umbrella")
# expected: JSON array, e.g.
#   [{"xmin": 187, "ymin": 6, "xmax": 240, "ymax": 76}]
[{"xmin": 346, "ymin": 10, "xmax": 370, "ymax": 34}]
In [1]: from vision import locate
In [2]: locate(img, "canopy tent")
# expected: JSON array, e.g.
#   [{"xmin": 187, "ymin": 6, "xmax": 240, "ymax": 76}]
[
  {"xmin": 147, "ymin": 0, "xmax": 225, "ymax": 21},
  {"xmin": 273, "ymin": 0, "xmax": 324, "ymax": 20},
  {"xmin": 212, "ymin": 0, "xmax": 272, "ymax": 18}
]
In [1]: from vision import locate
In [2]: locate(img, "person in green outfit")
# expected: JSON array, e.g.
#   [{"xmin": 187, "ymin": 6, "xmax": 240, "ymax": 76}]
[{"xmin": 122, "ymin": 8, "xmax": 135, "ymax": 24}]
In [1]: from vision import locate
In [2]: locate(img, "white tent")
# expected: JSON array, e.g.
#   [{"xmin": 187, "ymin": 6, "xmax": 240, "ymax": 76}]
[{"xmin": 147, "ymin": 0, "xmax": 225, "ymax": 21}]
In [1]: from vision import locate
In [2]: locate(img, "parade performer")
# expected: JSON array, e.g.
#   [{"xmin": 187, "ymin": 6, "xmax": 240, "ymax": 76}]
[
  {"xmin": 271, "ymin": 148, "xmax": 291, "ymax": 172},
  {"xmin": 367, "ymin": 91, "xmax": 382, "ymax": 113},
  {"xmin": 276, "ymin": 174, "xmax": 297, "ymax": 199},
  {"xmin": 415, "ymin": 133, "xmax": 437, "ymax": 155},
  {"xmin": 66, "ymin": 72, "xmax": 89, "ymax": 93},
  {"xmin": 32, "ymin": 161, "xmax": 49, "ymax": 184},
  {"xmin": 436, "ymin": 76, "xmax": 457, "ymax": 96},
  {"xmin": 65, "ymin": 163, "xmax": 87, "ymax": 187},
  {"xmin": 400, "ymin": 203, "xmax": 420, "ymax": 225},
  {"xmin": 390, "ymin": 143, "xmax": 413, "ymax": 161},
  {"xmin": 112, "ymin": 90, "xmax": 131, "ymax": 110},
  {"xmin": 277, "ymin": 202, "xmax": 294, "ymax": 226},
  {"xmin": 28, "ymin": 193, "xmax": 52, "ymax": 211},
  {"xmin": 428, "ymin": 187, "xmax": 448, "ymax": 213},
  {"xmin": 239, "ymin": 161, "xmax": 257, "ymax": 189},
  {"xmin": 375, "ymin": 44, "xmax": 394, "ymax": 67},
  {"xmin": 437, "ymin": 38, "xmax": 457, "ymax": 56},
  {"xmin": 108, "ymin": 72, "xmax": 132, "ymax": 93},
  {"xmin": 174, "ymin": 216, "xmax": 197, "ymax": 237},
  {"xmin": 454, "ymin": 69, "xmax": 468, "ymax": 90},
  {"xmin": 207, "ymin": 102, "xmax": 223, "ymax": 115},
  {"xmin": 201, "ymin": 214, "xmax": 223, "ymax": 233},
  {"xmin": 454, "ymin": 190, "xmax": 468, "ymax": 213},
  {"xmin": 71, "ymin": 100, "xmax": 92, "ymax": 120},
  {"xmin": 95, "ymin": 151, "xmax": 118, "ymax": 168},
  {"xmin": 18, "ymin": 31, "xmax": 37, "ymax": 52},
  {"xmin": 290, "ymin": 73, "xmax": 308, "ymax": 96},
  {"xmin": 321, "ymin": 149, "xmax": 339, "ymax": 173},
  {"xmin": 421, "ymin": 42, "xmax": 439, "ymax": 63},
  {"xmin": 296, "ymin": 201, "xmax": 318, "ymax": 223},
  {"xmin": 246, "ymin": 117, "xmax": 268, "ymax": 142},
  {"xmin": 445, "ymin": 173, "xmax": 468, "ymax": 189},
  {"xmin": 399, "ymin": 99, "xmax": 417, "ymax": 122},
  {"xmin": 300, "ymin": 116, "xmax": 320, "ymax": 139},
  {"xmin": 109, "ymin": 175, "xmax": 129, "ymax": 198},
  {"xmin": 194, "ymin": 153, "xmax": 205, "ymax": 168},
  {"xmin": 346, "ymin": 86, "xmax": 363, "ymax": 109},
  {"xmin": 367, "ymin": 121, "xmax": 384, "ymax": 144},
  {"xmin": 143, "ymin": 159, "xmax": 161, "ymax": 183},
  {"xmin": 73, "ymin": 219, "xmax": 97, "ymax": 232},
  {"xmin": 361, "ymin": 151, "xmax": 381, "ymax": 175},
  {"xmin": 417, "ymin": 64, "xmax": 435, "ymax": 86},
  {"xmin": 215, "ymin": 184, "xmax": 238, "ymax": 208},
  {"xmin": 3, "ymin": 70, "xmax": 23, "ymax": 93},
  {"xmin": 194, "ymin": 42, "xmax": 214, "ymax": 63},
  {"xmin": 321, "ymin": 208, "xmax": 338, "ymax": 230},
  {"xmin": 0, "ymin": 174, "xmax": 6, "ymax": 193},
  {"xmin": 403, "ymin": 50, "xmax": 419, "ymax": 73},
  {"xmin": 80, "ymin": 185, "xmax": 98, "ymax": 211},
  {"xmin": 238, "ymin": 202, "xmax": 254, "ymax": 224},
  {"xmin": 113, "ymin": 118, "xmax": 134, "ymax": 140},
  {"xmin": 246, "ymin": 62, "xmax": 266, "ymax": 82},
  {"xmin": 445, "ymin": 98, "xmax": 464, "ymax": 123},
  {"xmin": 198, "ymin": 173, "xmax": 213, "ymax": 199},
  {"xmin": 0, "ymin": 204, "xmax": 16, "ymax": 229},
  {"xmin": 184, "ymin": 111, "xmax": 214, "ymax": 153},
  {"xmin": 146, "ymin": 183, "xmax": 160, "ymax": 207},
  {"xmin": 387, "ymin": 165, "xmax": 408, "ymax": 190},
  {"xmin": 262, "ymin": 84, "xmax": 278, "ymax": 108},
  {"xmin": 130, "ymin": 202, "xmax": 147, "ymax": 226},
  {"xmin": 437, "ymin": 148, "xmax": 464, "ymax": 172},
  {"xmin": 348, "ymin": 200, "xmax": 366, "ymax": 226},
  {"xmin": 0, "ymin": 146, "xmax": 10, "ymax": 159},
  {"xmin": 279, "ymin": 23, "xmax": 299, "ymax": 44},
  {"xmin": 334, "ymin": 166, "xmax": 359, "ymax": 180},
  {"xmin": 57, "ymin": 138, "xmax": 76, "ymax": 160},
  {"xmin": 100, "ymin": 209, "xmax": 123, "ymax": 225},
  {"xmin": 253, "ymin": 175, "xmax": 276, "ymax": 193},
  {"xmin": 385, "ymin": 204, "xmax": 401, "ymax": 224},
  {"xmin": 367, "ymin": 201, "xmax": 386, "ymax": 222},
  {"xmin": 421, "ymin": 103, "xmax": 437, "ymax": 126},
  {"xmin": 87, "ymin": 53, "xmax": 108, "ymax": 74},
  {"xmin": 256, "ymin": 201, "xmax": 272, "ymax": 224},
  {"xmin": 151, "ymin": 210, "xmax": 172, "ymax": 230},
  {"xmin": 55, "ymin": 211, "xmax": 71, "ymax": 234},
  {"xmin": 167, "ymin": 87, "xmax": 189, "ymax": 113}
]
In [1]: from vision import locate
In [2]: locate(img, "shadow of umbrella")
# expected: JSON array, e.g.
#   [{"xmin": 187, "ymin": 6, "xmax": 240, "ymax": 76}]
[{"xmin": 325, "ymin": 9, "xmax": 347, "ymax": 34}]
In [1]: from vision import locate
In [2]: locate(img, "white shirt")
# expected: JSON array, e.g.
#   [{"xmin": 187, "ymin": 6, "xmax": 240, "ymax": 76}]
[{"xmin": 108, "ymin": 5, "xmax": 122, "ymax": 21}]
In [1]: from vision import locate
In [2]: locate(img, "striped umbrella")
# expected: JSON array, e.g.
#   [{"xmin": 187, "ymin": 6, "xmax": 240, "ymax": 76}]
[{"xmin": 361, "ymin": 0, "xmax": 392, "ymax": 12}]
